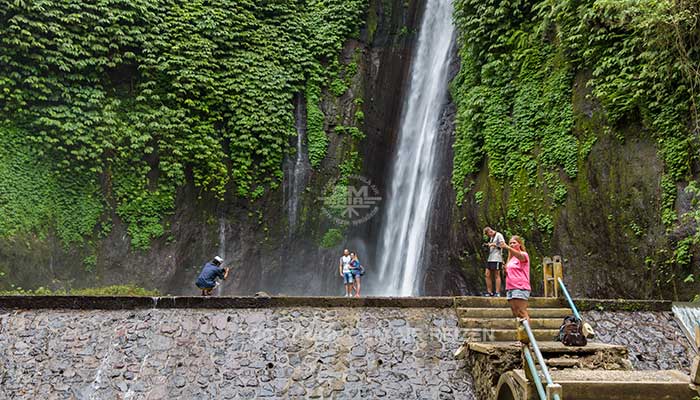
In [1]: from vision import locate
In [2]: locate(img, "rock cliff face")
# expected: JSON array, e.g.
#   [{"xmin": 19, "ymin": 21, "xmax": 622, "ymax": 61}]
[
  {"xmin": 1, "ymin": 0, "xmax": 470, "ymax": 296},
  {"xmin": 447, "ymin": 72, "xmax": 700, "ymax": 299},
  {"xmin": 1, "ymin": 0, "xmax": 696, "ymax": 299}
]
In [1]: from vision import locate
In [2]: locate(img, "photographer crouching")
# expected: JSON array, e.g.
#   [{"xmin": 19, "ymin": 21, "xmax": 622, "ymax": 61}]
[{"xmin": 195, "ymin": 256, "xmax": 230, "ymax": 296}]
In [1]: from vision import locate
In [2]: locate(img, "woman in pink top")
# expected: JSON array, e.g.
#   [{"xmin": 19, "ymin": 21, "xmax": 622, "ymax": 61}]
[{"xmin": 499, "ymin": 235, "xmax": 531, "ymax": 322}]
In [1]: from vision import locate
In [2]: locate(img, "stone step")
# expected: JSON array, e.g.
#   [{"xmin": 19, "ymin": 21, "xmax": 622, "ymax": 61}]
[
  {"xmin": 460, "ymin": 317, "xmax": 563, "ymax": 330},
  {"xmin": 546, "ymin": 357, "xmax": 583, "ymax": 369},
  {"xmin": 457, "ymin": 307, "xmax": 572, "ymax": 319},
  {"xmin": 454, "ymin": 296, "xmax": 564, "ymax": 308},
  {"xmin": 512, "ymin": 369, "xmax": 695, "ymax": 400},
  {"xmin": 463, "ymin": 328, "xmax": 560, "ymax": 342},
  {"xmin": 468, "ymin": 341, "xmax": 628, "ymax": 357}
]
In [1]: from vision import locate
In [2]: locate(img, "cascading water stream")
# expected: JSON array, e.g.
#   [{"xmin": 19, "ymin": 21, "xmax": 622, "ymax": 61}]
[
  {"xmin": 372, "ymin": 0, "xmax": 455, "ymax": 296},
  {"xmin": 285, "ymin": 94, "xmax": 310, "ymax": 234},
  {"xmin": 672, "ymin": 302, "xmax": 700, "ymax": 348},
  {"xmin": 216, "ymin": 217, "xmax": 226, "ymax": 296}
]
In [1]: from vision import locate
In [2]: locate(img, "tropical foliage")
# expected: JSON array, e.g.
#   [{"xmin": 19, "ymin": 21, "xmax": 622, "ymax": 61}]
[{"xmin": 0, "ymin": 0, "xmax": 366, "ymax": 248}]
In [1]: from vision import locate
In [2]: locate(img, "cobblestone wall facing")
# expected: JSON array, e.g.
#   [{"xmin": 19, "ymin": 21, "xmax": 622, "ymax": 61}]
[
  {"xmin": 0, "ymin": 306, "xmax": 693, "ymax": 400},
  {"xmin": 0, "ymin": 307, "xmax": 476, "ymax": 399},
  {"xmin": 582, "ymin": 311, "xmax": 692, "ymax": 371}
]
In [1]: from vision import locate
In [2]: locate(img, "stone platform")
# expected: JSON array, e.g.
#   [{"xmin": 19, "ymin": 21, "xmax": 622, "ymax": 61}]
[
  {"xmin": 506, "ymin": 369, "xmax": 694, "ymax": 400},
  {"xmin": 464, "ymin": 341, "xmax": 632, "ymax": 400}
]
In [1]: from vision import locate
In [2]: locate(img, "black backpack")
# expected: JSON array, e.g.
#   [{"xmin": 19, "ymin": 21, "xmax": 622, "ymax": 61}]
[{"xmin": 556, "ymin": 315, "xmax": 587, "ymax": 347}]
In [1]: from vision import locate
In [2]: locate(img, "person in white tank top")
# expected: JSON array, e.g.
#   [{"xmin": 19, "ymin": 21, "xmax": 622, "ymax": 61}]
[{"xmin": 338, "ymin": 249, "xmax": 353, "ymax": 297}]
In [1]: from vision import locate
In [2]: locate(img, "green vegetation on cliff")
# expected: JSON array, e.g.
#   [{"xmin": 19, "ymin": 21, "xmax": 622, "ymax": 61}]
[
  {"xmin": 0, "ymin": 284, "xmax": 159, "ymax": 296},
  {"xmin": 0, "ymin": 0, "xmax": 366, "ymax": 249},
  {"xmin": 452, "ymin": 0, "xmax": 700, "ymax": 297}
]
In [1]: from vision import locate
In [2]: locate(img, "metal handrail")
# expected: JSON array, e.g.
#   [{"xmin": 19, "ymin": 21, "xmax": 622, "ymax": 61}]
[
  {"xmin": 558, "ymin": 277, "xmax": 581, "ymax": 321},
  {"xmin": 521, "ymin": 318, "xmax": 562, "ymax": 400},
  {"xmin": 523, "ymin": 346, "xmax": 547, "ymax": 400}
]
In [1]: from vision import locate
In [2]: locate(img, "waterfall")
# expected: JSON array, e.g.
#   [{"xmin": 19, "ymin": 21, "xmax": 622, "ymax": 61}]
[
  {"xmin": 373, "ymin": 0, "xmax": 455, "ymax": 296},
  {"xmin": 285, "ymin": 94, "xmax": 310, "ymax": 234},
  {"xmin": 216, "ymin": 217, "xmax": 226, "ymax": 296},
  {"xmin": 672, "ymin": 302, "xmax": 700, "ymax": 349}
]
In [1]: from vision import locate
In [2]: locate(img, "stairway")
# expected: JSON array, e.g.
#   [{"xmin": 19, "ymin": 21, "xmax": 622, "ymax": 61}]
[
  {"xmin": 505, "ymin": 369, "xmax": 695, "ymax": 400},
  {"xmin": 455, "ymin": 296, "xmax": 570, "ymax": 342}
]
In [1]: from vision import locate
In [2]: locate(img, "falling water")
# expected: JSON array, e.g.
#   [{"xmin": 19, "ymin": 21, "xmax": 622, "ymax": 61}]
[
  {"xmin": 672, "ymin": 302, "xmax": 700, "ymax": 348},
  {"xmin": 285, "ymin": 94, "xmax": 310, "ymax": 234},
  {"xmin": 373, "ymin": 0, "xmax": 455, "ymax": 296},
  {"xmin": 216, "ymin": 217, "xmax": 226, "ymax": 296}
]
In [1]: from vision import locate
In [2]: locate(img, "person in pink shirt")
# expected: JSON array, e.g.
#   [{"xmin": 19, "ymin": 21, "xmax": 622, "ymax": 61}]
[{"xmin": 499, "ymin": 235, "xmax": 531, "ymax": 322}]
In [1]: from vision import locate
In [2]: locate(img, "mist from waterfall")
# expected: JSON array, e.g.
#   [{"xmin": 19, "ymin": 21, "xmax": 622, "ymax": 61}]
[{"xmin": 372, "ymin": 0, "xmax": 455, "ymax": 296}]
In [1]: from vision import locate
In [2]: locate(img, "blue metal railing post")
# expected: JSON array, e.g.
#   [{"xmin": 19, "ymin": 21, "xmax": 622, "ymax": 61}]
[
  {"xmin": 521, "ymin": 319, "xmax": 562, "ymax": 400},
  {"xmin": 523, "ymin": 346, "xmax": 547, "ymax": 400},
  {"xmin": 558, "ymin": 277, "xmax": 582, "ymax": 321}
]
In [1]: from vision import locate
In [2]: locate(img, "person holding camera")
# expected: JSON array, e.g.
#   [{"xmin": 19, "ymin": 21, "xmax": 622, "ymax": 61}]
[
  {"xmin": 483, "ymin": 227, "xmax": 505, "ymax": 296},
  {"xmin": 499, "ymin": 235, "xmax": 530, "ymax": 321},
  {"xmin": 195, "ymin": 255, "xmax": 230, "ymax": 296}
]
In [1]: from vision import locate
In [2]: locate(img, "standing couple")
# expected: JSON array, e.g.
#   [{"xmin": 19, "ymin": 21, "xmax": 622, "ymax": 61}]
[
  {"xmin": 483, "ymin": 226, "xmax": 531, "ymax": 327},
  {"xmin": 339, "ymin": 248, "xmax": 364, "ymax": 297}
]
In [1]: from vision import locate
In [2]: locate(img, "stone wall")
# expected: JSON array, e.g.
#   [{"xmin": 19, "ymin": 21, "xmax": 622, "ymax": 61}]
[
  {"xmin": 583, "ymin": 311, "xmax": 693, "ymax": 371},
  {"xmin": 0, "ymin": 307, "xmax": 476, "ymax": 399}
]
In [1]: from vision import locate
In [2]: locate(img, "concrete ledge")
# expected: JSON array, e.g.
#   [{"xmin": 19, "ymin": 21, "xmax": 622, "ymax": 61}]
[
  {"xmin": 574, "ymin": 298, "xmax": 673, "ymax": 312},
  {"xmin": 0, "ymin": 295, "xmax": 455, "ymax": 310},
  {"xmin": 0, "ymin": 295, "xmax": 673, "ymax": 311},
  {"xmin": 0, "ymin": 296, "xmax": 157, "ymax": 310},
  {"xmin": 455, "ymin": 296, "xmax": 565, "ymax": 308}
]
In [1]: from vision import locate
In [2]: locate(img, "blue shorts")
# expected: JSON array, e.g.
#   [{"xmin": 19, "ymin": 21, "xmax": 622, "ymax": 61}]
[
  {"xmin": 507, "ymin": 289, "xmax": 530, "ymax": 300},
  {"xmin": 343, "ymin": 272, "xmax": 354, "ymax": 284},
  {"xmin": 351, "ymin": 269, "xmax": 362, "ymax": 278}
]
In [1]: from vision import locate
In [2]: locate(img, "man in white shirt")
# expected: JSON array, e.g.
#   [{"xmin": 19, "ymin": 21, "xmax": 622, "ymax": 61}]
[
  {"xmin": 338, "ymin": 249, "xmax": 353, "ymax": 297},
  {"xmin": 483, "ymin": 227, "xmax": 505, "ymax": 296}
]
